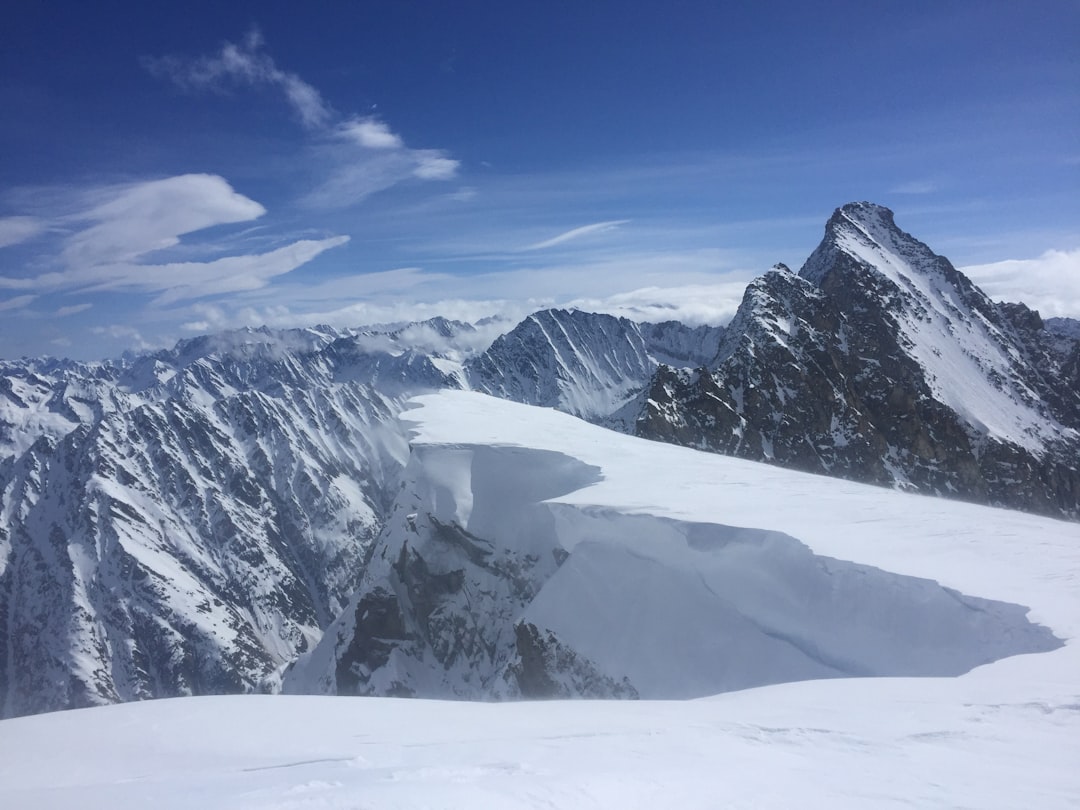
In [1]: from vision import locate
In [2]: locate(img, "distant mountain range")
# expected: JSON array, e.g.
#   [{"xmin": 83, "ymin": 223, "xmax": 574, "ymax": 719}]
[{"xmin": 1, "ymin": 202, "xmax": 1077, "ymax": 716}]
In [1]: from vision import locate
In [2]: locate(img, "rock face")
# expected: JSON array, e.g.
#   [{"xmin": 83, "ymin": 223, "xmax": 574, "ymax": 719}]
[
  {"xmin": 285, "ymin": 443, "xmax": 608, "ymax": 699},
  {"xmin": 638, "ymin": 203, "xmax": 1080, "ymax": 518}
]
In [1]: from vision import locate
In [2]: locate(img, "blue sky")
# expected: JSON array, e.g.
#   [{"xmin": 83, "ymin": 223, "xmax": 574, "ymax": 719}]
[{"xmin": 1, "ymin": 1, "xmax": 1078, "ymax": 359}]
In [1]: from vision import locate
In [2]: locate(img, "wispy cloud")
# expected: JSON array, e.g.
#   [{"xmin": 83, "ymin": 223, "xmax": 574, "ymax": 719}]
[
  {"xmin": 961, "ymin": 248, "xmax": 1080, "ymax": 318},
  {"xmin": 61, "ymin": 174, "xmax": 265, "ymax": 267},
  {"xmin": 0, "ymin": 174, "xmax": 349, "ymax": 304},
  {"xmin": 145, "ymin": 28, "xmax": 332, "ymax": 129},
  {"xmin": 145, "ymin": 236, "xmax": 350, "ymax": 304},
  {"xmin": 164, "ymin": 244, "xmax": 753, "ymax": 347},
  {"xmin": 55, "ymin": 303, "xmax": 92, "ymax": 317},
  {"xmin": 565, "ymin": 282, "xmax": 749, "ymax": 326},
  {"xmin": 147, "ymin": 31, "xmax": 459, "ymax": 208},
  {"xmin": 90, "ymin": 324, "xmax": 157, "ymax": 351},
  {"xmin": 301, "ymin": 139, "xmax": 460, "ymax": 209},
  {"xmin": 0, "ymin": 216, "xmax": 46, "ymax": 248},
  {"xmin": 524, "ymin": 220, "xmax": 631, "ymax": 251},
  {"xmin": 413, "ymin": 153, "xmax": 460, "ymax": 180},
  {"xmin": 0, "ymin": 294, "xmax": 37, "ymax": 312},
  {"xmin": 338, "ymin": 117, "xmax": 403, "ymax": 149}
]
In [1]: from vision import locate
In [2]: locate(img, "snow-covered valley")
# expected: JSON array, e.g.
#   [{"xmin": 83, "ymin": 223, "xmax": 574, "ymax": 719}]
[{"xmin": 2, "ymin": 389, "xmax": 1079, "ymax": 808}]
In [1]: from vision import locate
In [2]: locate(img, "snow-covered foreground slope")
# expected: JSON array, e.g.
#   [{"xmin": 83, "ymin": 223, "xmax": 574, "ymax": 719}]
[{"xmin": 1, "ymin": 684, "xmax": 1078, "ymax": 810}]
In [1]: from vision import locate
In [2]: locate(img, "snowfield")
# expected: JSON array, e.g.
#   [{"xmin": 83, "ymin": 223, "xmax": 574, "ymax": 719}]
[{"xmin": 2, "ymin": 390, "xmax": 1078, "ymax": 808}]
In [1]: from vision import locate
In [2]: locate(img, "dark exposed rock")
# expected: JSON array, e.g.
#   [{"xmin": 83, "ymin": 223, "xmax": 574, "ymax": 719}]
[
  {"xmin": 638, "ymin": 203, "xmax": 1080, "ymax": 519},
  {"xmin": 507, "ymin": 621, "xmax": 639, "ymax": 700}
]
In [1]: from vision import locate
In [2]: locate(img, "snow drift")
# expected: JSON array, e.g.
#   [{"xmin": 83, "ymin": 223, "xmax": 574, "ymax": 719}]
[{"xmin": 288, "ymin": 391, "xmax": 1063, "ymax": 699}]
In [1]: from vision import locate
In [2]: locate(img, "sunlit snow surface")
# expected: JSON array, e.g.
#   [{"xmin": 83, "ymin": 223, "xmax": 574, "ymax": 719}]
[{"xmin": 3, "ymin": 390, "xmax": 1079, "ymax": 809}]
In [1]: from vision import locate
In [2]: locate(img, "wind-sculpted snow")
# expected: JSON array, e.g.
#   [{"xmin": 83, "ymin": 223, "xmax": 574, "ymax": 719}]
[
  {"xmin": 4, "ymin": 688, "xmax": 1080, "ymax": 809},
  {"xmin": 289, "ymin": 391, "xmax": 1064, "ymax": 701}
]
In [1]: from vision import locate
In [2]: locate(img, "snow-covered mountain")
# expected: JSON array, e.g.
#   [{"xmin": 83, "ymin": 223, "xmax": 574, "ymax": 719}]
[
  {"xmin": 638, "ymin": 203, "xmax": 1080, "ymax": 518},
  {"xmin": 2, "ymin": 201, "xmax": 1078, "ymax": 719},
  {"xmin": 1, "ymin": 308, "xmax": 722, "ymax": 717},
  {"xmin": 466, "ymin": 308, "xmax": 723, "ymax": 428},
  {"xmin": 0, "ymin": 320, "xmax": 481, "ymax": 717}
]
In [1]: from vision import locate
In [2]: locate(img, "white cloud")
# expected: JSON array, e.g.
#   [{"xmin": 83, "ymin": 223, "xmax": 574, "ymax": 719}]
[
  {"xmin": 168, "ymin": 278, "xmax": 748, "ymax": 354},
  {"xmin": 62, "ymin": 174, "xmax": 265, "ymax": 267},
  {"xmin": 146, "ymin": 28, "xmax": 332, "ymax": 129},
  {"xmin": 0, "ymin": 294, "xmax": 37, "ymax": 312},
  {"xmin": 338, "ymin": 117, "xmax": 404, "ymax": 149},
  {"xmin": 147, "ymin": 236, "xmax": 350, "ymax": 304},
  {"xmin": 565, "ymin": 282, "xmax": 749, "ymax": 326},
  {"xmin": 525, "ymin": 220, "xmax": 631, "ymax": 251},
  {"xmin": 90, "ymin": 324, "xmax": 158, "ymax": 351},
  {"xmin": 0, "ymin": 174, "xmax": 348, "ymax": 305},
  {"xmin": 239, "ymin": 246, "xmax": 746, "ymax": 309},
  {"xmin": 413, "ymin": 153, "xmax": 461, "ymax": 180},
  {"xmin": 54, "ymin": 235, "xmax": 348, "ymax": 304},
  {"xmin": 0, "ymin": 276, "xmax": 36, "ymax": 291},
  {"xmin": 148, "ymin": 33, "xmax": 459, "ymax": 209},
  {"xmin": 55, "ymin": 303, "xmax": 92, "ymax": 317},
  {"xmin": 303, "ymin": 147, "xmax": 459, "ymax": 208},
  {"xmin": 0, "ymin": 216, "xmax": 46, "ymax": 248},
  {"xmin": 182, "ymin": 296, "xmax": 543, "ymax": 340},
  {"xmin": 301, "ymin": 152, "xmax": 416, "ymax": 207},
  {"xmin": 175, "ymin": 246, "xmax": 753, "ymax": 343},
  {"xmin": 961, "ymin": 248, "xmax": 1080, "ymax": 318}
]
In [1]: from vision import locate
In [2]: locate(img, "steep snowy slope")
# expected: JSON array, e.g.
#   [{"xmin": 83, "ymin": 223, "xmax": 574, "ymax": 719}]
[
  {"xmin": 639, "ymin": 203, "xmax": 1080, "ymax": 517},
  {"xmin": 288, "ymin": 391, "xmax": 1069, "ymax": 701},
  {"xmin": 467, "ymin": 308, "xmax": 723, "ymax": 426},
  {"xmin": 1, "ymin": 310, "xmax": 726, "ymax": 717},
  {"xmin": 0, "ymin": 320, "xmax": 478, "ymax": 717}
]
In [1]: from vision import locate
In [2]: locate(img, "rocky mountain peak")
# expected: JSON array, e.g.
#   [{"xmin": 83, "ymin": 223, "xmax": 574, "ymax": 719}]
[{"xmin": 638, "ymin": 203, "xmax": 1080, "ymax": 518}]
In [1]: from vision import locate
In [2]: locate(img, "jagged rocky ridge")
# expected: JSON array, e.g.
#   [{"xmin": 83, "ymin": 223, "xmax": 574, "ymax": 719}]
[
  {"xmin": 637, "ymin": 203, "xmax": 1080, "ymax": 518},
  {"xmin": 0, "ymin": 320, "xmax": 478, "ymax": 717},
  {"xmin": 465, "ymin": 309, "xmax": 725, "ymax": 428}
]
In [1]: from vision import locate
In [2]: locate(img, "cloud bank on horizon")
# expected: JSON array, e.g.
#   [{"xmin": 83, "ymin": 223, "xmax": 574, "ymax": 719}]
[{"xmin": 0, "ymin": 5, "xmax": 1077, "ymax": 359}]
